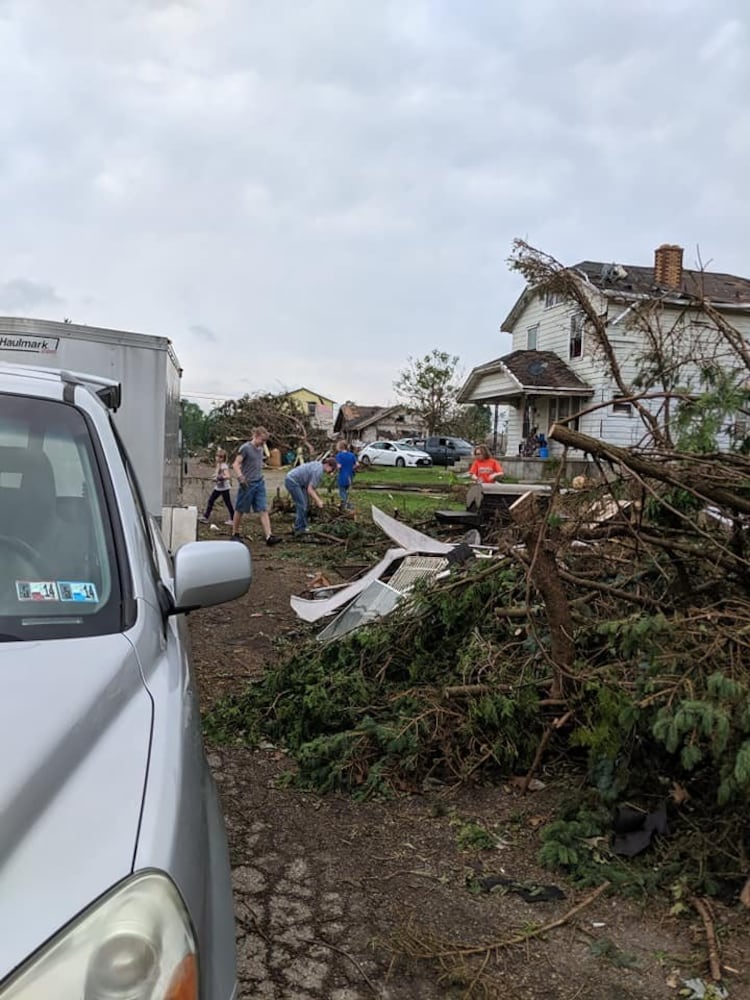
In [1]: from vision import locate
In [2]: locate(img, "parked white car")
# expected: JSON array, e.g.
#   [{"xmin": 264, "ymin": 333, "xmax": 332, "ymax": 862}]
[{"xmin": 358, "ymin": 441, "xmax": 432, "ymax": 468}]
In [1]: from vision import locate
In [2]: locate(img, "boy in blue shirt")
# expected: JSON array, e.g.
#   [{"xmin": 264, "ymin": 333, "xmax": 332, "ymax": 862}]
[{"xmin": 335, "ymin": 440, "xmax": 358, "ymax": 510}]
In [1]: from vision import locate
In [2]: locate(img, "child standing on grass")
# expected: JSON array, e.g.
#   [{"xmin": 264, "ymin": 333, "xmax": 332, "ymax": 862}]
[
  {"xmin": 199, "ymin": 448, "xmax": 235, "ymax": 524},
  {"xmin": 335, "ymin": 440, "xmax": 358, "ymax": 509}
]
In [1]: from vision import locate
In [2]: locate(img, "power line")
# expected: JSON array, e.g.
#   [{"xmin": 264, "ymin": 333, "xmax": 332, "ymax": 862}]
[{"xmin": 181, "ymin": 389, "xmax": 237, "ymax": 401}]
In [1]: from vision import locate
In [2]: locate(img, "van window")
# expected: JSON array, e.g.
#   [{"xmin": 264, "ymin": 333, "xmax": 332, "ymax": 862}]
[{"xmin": 0, "ymin": 393, "xmax": 122, "ymax": 639}]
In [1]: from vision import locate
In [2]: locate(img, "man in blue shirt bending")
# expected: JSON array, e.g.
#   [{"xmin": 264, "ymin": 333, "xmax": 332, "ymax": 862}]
[{"xmin": 284, "ymin": 456, "xmax": 338, "ymax": 535}]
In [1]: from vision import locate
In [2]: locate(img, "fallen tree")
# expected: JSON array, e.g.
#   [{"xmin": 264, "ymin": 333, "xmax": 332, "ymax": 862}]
[{"xmin": 205, "ymin": 242, "xmax": 750, "ymax": 899}]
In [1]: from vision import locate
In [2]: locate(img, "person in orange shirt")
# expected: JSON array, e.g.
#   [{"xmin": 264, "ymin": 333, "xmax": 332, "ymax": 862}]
[{"xmin": 469, "ymin": 445, "xmax": 504, "ymax": 483}]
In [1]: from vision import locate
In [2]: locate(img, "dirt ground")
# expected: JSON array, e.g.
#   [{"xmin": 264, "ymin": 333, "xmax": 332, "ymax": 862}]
[{"xmin": 186, "ymin": 500, "xmax": 750, "ymax": 1000}]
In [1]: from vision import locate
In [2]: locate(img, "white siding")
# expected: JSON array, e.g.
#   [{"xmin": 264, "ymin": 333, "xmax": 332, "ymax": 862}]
[
  {"xmin": 510, "ymin": 287, "xmax": 604, "ymax": 390},
  {"xmin": 470, "ymin": 370, "xmax": 517, "ymax": 400},
  {"xmin": 505, "ymin": 289, "xmax": 750, "ymax": 456}
]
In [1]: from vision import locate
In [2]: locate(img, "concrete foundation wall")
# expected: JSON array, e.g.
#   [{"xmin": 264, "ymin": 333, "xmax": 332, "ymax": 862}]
[{"xmin": 500, "ymin": 456, "xmax": 594, "ymax": 482}]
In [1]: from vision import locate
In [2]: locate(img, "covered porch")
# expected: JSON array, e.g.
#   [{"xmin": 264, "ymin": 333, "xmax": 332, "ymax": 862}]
[{"xmin": 458, "ymin": 350, "xmax": 593, "ymax": 464}]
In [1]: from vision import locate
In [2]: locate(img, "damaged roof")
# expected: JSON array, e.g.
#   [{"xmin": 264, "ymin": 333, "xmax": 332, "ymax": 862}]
[
  {"xmin": 334, "ymin": 403, "xmax": 383, "ymax": 432},
  {"xmin": 572, "ymin": 260, "xmax": 750, "ymax": 305},
  {"xmin": 334, "ymin": 403, "xmax": 413, "ymax": 432},
  {"xmin": 457, "ymin": 350, "xmax": 593, "ymax": 403},
  {"xmin": 501, "ymin": 256, "xmax": 750, "ymax": 333}
]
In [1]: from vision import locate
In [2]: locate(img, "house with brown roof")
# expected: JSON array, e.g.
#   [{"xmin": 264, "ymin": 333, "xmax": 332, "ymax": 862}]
[
  {"xmin": 458, "ymin": 244, "xmax": 750, "ymax": 458},
  {"xmin": 334, "ymin": 403, "xmax": 424, "ymax": 444}
]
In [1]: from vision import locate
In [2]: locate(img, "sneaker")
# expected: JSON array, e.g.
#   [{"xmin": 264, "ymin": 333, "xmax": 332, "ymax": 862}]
[
  {"xmin": 198, "ymin": 515, "xmax": 208, "ymax": 523},
  {"xmin": 266, "ymin": 534, "xmax": 283, "ymax": 546},
  {"xmin": 231, "ymin": 534, "xmax": 244, "ymax": 543},
  {"xmin": 224, "ymin": 519, "xmax": 234, "ymax": 526}
]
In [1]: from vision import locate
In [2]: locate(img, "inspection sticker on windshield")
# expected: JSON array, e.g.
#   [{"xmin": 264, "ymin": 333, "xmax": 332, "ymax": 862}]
[
  {"xmin": 16, "ymin": 581, "xmax": 59, "ymax": 602},
  {"xmin": 58, "ymin": 581, "xmax": 99, "ymax": 603}
]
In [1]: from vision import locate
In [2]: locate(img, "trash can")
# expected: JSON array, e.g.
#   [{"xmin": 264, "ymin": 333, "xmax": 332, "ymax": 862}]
[
  {"xmin": 268, "ymin": 448, "xmax": 281, "ymax": 468},
  {"xmin": 538, "ymin": 446, "xmax": 549, "ymax": 459}
]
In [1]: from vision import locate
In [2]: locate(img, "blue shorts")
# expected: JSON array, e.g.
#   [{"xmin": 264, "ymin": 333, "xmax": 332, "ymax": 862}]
[{"xmin": 235, "ymin": 479, "xmax": 267, "ymax": 514}]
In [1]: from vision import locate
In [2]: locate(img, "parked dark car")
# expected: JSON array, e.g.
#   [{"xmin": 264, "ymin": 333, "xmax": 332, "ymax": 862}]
[{"xmin": 397, "ymin": 436, "xmax": 473, "ymax": 466}]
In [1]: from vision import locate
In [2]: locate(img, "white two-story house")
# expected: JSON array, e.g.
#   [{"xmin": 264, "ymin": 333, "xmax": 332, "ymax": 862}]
[{"xmin": 458, "ymin": 245, "xmax": 750, "ymax": 459}]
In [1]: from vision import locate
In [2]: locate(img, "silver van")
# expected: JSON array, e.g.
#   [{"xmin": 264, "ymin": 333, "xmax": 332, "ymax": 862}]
[{"xmin": 0, "ymin": 364, "xmax": 249, "ymax": 999}]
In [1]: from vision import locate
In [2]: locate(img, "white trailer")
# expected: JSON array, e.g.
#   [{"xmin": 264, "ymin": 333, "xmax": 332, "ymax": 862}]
[{"xmin": 0, "ymin": 316, "xmax": 182, "ymax": 519}]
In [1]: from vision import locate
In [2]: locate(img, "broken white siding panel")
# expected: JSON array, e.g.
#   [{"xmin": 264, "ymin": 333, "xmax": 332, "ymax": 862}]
[
  {"xmin": 371, "ymin": 506, "xmax": 454, "ymax": 554},
  {"xmin": 291, "ymin": 547, "xmax": 409, "ymax": 622},
  {"xmin": 317, "ymin": 581, "xmax": 403, "ymax": 642}
]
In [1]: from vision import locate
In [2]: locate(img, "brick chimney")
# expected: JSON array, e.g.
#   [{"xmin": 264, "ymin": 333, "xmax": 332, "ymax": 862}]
[{"xmin": 653, "ymin": 244, "xmax": 684, "ymax": 289}]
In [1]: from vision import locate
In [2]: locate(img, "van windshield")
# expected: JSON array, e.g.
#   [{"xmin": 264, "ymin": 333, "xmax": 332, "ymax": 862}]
[{"xmin": 0, "ymin": 393, "xmax": 122, "ymax": 640}]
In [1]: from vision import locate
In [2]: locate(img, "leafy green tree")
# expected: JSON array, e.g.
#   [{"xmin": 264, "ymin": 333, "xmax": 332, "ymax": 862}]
[
  {"xmin": 207, "ymin": 392, "xmax": 329, "ymax": 459},
  {"xmin": 445, "ymin": 403, "xmax": 491, "ymax": 443},
  {"xmin": 394, "ymin": 349, "xmax": 460, "ymax": 435},
  {"xmin": 180, "ymin": 401, "xmax": 212, "ymax": 450}
]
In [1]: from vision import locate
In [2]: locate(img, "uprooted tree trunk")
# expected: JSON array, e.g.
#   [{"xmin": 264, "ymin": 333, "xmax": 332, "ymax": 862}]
[
  {"xmin": 549, "ymin": 422, "xmax": 750, "ymax": 518},
  {"xmin": 510, "ymin": 492, "xmax": 574, "ymax": 700}
]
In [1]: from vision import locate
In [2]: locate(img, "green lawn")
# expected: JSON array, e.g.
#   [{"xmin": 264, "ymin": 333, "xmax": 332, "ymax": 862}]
[
  {"xmin": 350, "ymin": 488, "xmax": 465, "ymax": 519},
  {"xmin": 315, "ymin": 464, "xmax": 469, "ymax": 519},
  {"xmin": 350, "ymin": 465, "xmax": 467, "ymax": 487}
]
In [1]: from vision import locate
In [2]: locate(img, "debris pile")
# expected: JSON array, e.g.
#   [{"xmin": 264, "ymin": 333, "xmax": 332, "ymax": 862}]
[{"xmin": 206, "ymin": 465, "xmax": 750, "ymax": 897}]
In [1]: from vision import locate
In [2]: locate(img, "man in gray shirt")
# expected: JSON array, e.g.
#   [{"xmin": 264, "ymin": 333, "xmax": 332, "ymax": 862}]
[
  {"xmin": 231, "ymin": 426, "xmax": 282, "ymax": 545},
  {"xmin": 284, "ymin": 457, "xmax": 337, "ymax": 534}
]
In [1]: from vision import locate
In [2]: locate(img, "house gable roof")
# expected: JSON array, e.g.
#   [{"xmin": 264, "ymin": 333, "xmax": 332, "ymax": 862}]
[
  {"xmin": 501, "ymin": 258, "xmax": 750, "ymax": 332},
  {"xmin": 334, "ymin": 403, "xmax": 419, "ymax": 433},
  {"xmin": 572, "ymin": 261, "xmax": 750, "ymax": 305},
  {"xmin": 458, "ymin": 350, "xmax": 593, "ymax": 403},
  {"xmin": 285, "ymin": 387, "xmax": 335, "ymax": 405}
]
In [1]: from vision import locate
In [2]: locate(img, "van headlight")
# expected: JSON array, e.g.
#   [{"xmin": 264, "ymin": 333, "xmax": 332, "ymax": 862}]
[{"xmin": 1, "ymin": 871, "xmax": 198, "ymax": 1000}]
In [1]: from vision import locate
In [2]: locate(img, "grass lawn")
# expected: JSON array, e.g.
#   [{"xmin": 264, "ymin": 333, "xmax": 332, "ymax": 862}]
[
  {"xmin": 315, "ymin": 464, "xmax": 469, "ymax": 520},
  {"xmin": 350, "ymin": 465, "xmax": 467, "ymax": 487},
  {"xmin": 350, "ymin": 488, "xmax": 465, "ymax": 520}
]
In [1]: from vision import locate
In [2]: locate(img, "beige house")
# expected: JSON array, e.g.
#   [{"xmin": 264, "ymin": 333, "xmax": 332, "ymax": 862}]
[{"xmin": 283, "ymin": 387, "xmax": 336, "ymax": 433}]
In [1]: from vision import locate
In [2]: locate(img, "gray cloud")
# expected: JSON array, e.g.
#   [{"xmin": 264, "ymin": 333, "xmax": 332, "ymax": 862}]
[
  {"xmin": 0, "ymin": 278, "xmax": 63, "ymax": 312},
  {"xmin": 1, "ymin": 0, "xmax": 748, "ymax": 403},
  {"xmin": 188, "ymin": 323, "xmax": 217, "ymax": 343}
]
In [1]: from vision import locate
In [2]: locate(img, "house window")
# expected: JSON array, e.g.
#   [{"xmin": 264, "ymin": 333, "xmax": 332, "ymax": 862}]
[
  {"xmin": 549, "ymin": 397, "xmax": 581, "ymax": 432},
  {"xmin": 612, "ymin": 396, "xmax": 632, "ymax": 415},
  {"xmin": 307, "ymin": 401, "xmax": 317, "ymax": 417},
  {"xmin": 569, "ymin": 315, "xmax": 583, "ymax": 359},
  {"xmin": 527, "ymin": 324, "xmax": 539, "ymax": 350},
  {"xmin": 544, "ymin": 290, "xmax": 562, "ymax": 308}
]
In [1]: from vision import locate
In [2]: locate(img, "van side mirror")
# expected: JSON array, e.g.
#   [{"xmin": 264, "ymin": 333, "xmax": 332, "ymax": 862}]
[{"xmin": 169, "ymin": 541, "xmax": 251, "ymax": 613}]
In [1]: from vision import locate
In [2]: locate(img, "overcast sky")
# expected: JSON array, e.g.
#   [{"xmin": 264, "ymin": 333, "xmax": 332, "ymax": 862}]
[{"xmin": 1, "ymin": 0, "xmax": 748, "ymax": 408}]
